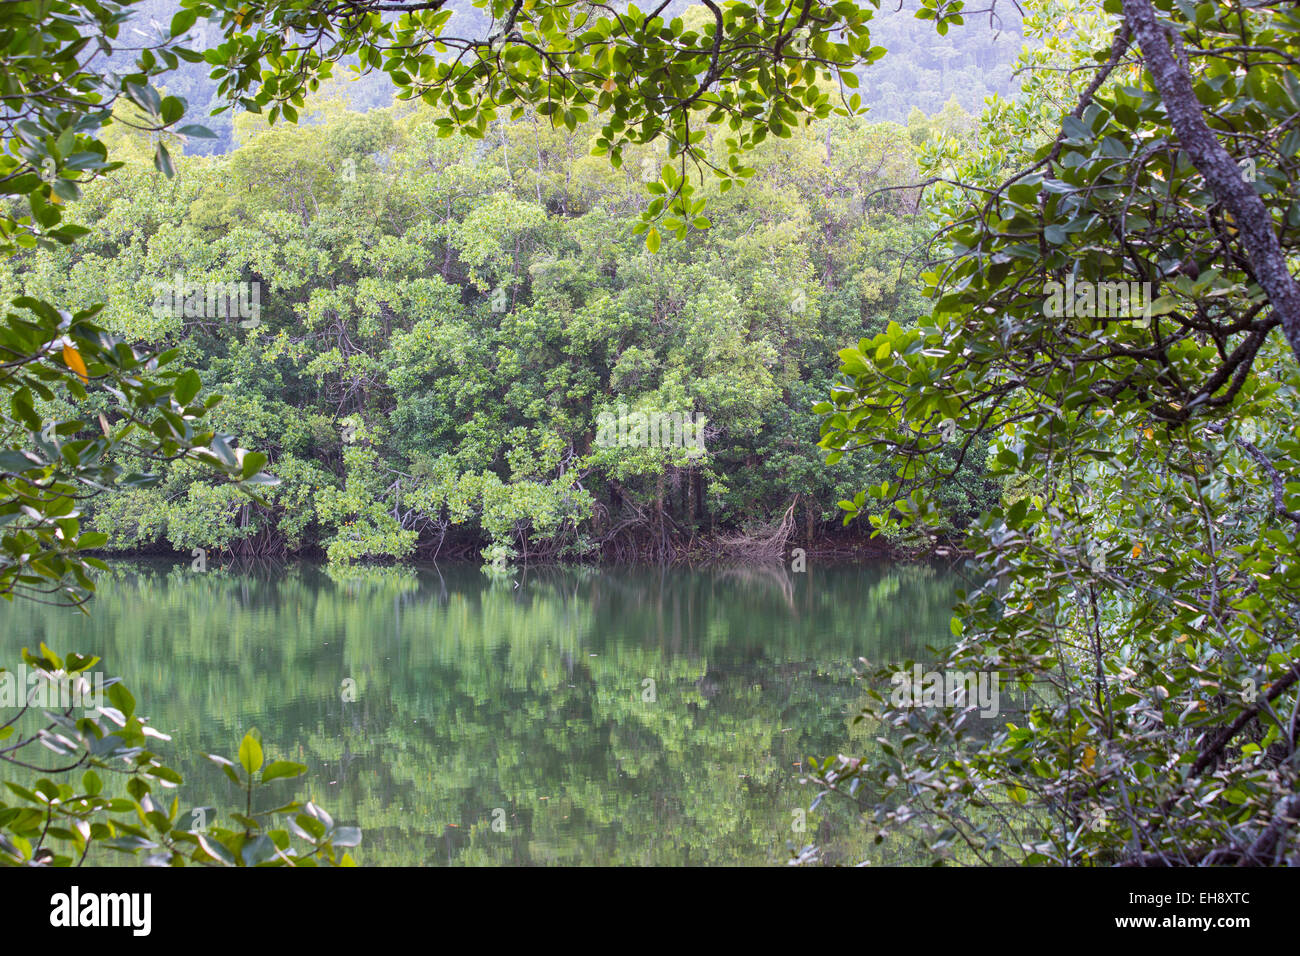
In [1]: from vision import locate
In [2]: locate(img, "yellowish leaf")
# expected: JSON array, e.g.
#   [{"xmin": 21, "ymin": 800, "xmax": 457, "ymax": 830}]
[{"xmin": 62, "ymin": 343, "xmax": 88, "ymax": 383}]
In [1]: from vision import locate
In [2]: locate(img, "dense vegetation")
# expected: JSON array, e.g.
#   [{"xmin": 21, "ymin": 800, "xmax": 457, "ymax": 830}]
[
  {"xmin": 3, "ymin": 0, "xmax": 1300, "ymax": 869},
  {"xmin": 3, "ymin": 100, "xmax": 999, "ymax": 565},
  {"xmin": 814, "ymin": 0, "xmax": 1300, "ymax": 865}
]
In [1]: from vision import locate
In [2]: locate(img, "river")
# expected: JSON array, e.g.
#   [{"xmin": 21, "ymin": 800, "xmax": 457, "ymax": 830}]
[{"xmin": 0, "ymin": 559, "xmax": 960, "ymax": 865}]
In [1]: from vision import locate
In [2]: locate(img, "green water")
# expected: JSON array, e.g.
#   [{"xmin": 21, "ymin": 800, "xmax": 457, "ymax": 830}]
[{"xmin": 0, "ymin": 559, "xmax": 959, "ymax": 865}]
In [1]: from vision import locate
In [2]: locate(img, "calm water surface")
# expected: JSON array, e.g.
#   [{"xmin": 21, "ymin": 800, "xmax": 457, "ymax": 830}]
[{"xmin": 0, "ymin": 560, "xmax": 959, "ymax": 865}]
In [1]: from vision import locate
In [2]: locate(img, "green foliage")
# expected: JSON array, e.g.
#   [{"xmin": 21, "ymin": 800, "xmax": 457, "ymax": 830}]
[
  {"xmin": 1, "ymin": 0, "xmax": 1011, "ymax": 598},
  {"xmin": 0, "ymin": 296, "xmax": 271, "ymax": 604},
  {"xmin": 0, "ymin": 0, "xmax": 274, "ymax": 606},
  {"xmin": 187, "ymin": 0, "xmax": 892, "ymax": 238},
  {"xmin": 813, "ymin": 0, "xmax": 1300, "ymax": 865},
  {"xmin": 0, "ymin": 645, "xmax": 357, "ymax": 865},
  {"xmin": 7, "ymin": 95, "xmax": 994, "ymax": 564},
  {"xmin": 0, "ymin": 0, "xmax": 206, "ymax": 251}
]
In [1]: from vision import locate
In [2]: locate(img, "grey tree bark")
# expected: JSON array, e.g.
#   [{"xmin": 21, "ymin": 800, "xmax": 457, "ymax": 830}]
[{"xmin": 1122, "ymin": 0, "xmax": 1300, "ymax": 364}]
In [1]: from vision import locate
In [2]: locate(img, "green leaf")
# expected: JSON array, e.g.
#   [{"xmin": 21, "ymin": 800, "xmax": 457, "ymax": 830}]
[
  {"xmin": 170, "ymin": 9, "xmax": 199, "ymax": 36},
  {"xmin": 261, "ymin": 761, "xmax": 307, "ymax": 783},
  {"xmin": 153, "ymin": 143, "xmax": 175, "ymax": 178},
  {"xmin": 160, "ymin": 96, "xmax": 186, "ymax": 125},
  {"xmin": 107, "ymin": 682, "xmax": 135, "ymax": 718},
  {"xmin": 239, "ymin": 451, "xmax": 268, "ymax": 481},
  {"xmin": 237, "ymin": 733, "xmax": 264, "ymax": 775},
  {"xmin": 174, "ymin": 369, "xmax": 201, "ymax": 406},
  {"xmin": 205, "ymin": 753, "xmax": 243, "ymax": 786}
]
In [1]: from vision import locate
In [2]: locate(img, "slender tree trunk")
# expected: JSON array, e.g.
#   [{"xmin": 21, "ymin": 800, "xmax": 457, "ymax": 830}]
[
  {"xmin": 499, "ymin": 122, "xmax": 512, "ymax": 182},
  {"xmin": 1122, "ymin": 0, "xmax": 1300, "ymax": 363}
]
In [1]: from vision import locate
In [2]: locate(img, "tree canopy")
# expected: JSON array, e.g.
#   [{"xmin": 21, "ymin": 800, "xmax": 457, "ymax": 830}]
[
  {"xmin": 4, "ymin": 0, "xmax": 1300, "ymax": 867},
  {"xmin": 815, "ymin": 0, "xmax": 1300, "ymax": 865}
]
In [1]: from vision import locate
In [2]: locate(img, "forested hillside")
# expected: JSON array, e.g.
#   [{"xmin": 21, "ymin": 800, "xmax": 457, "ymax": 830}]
[{"xmin": 1, "ymin": 101, "xmax": 997, "ymax": 563}]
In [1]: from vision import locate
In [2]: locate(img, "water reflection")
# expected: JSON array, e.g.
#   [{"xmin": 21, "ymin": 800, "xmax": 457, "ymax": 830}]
[{"xmin": 0, "ymin": 559, "xmax": 959, "ymax": 865}]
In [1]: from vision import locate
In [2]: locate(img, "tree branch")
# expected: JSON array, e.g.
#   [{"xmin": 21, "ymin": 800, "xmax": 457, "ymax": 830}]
[{"xmin": 1122, "ymin": 0, "xmax": 1300, "ymax": 363}]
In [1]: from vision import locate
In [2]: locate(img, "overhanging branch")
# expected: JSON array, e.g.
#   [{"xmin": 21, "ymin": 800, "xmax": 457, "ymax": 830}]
[{"xmin": 1122, "ymin": 0, "xmax": 1300, "ymax": 364}]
